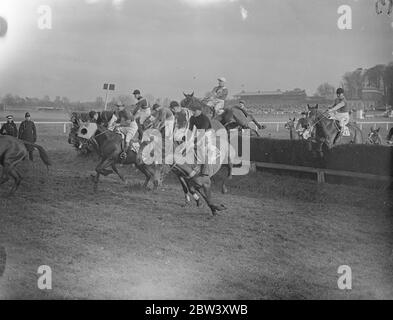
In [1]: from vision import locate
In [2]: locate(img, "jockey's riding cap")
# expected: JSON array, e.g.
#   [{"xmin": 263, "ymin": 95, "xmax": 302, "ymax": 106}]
[
  {"xmin": 217, "ymin": 77, "xmax": 226, "ymax": 83},
  {"xmin": 6, "ymin": 115, "xmax": 13, "ymax": 120},
  {"xmin": 132, "ymin": 89, "xmax": 141, "ymax": 95},
  {"xmin": 25, "ymin": 112, "xmax": 30, "ymax": 117},
  {"xmin": 169, "ymin": 101, "xmax": 179, "ymax": 109},
  {"xmin": 152, "ymin": 103, "xmax": 160, "ymax": 111},
  {"xmin": 239, "ymin": 100, "xmax": 245, "ymax": 105},
  {"xmin": 336, "ymin": 88, "xmax": 344, "ymax": 95}
]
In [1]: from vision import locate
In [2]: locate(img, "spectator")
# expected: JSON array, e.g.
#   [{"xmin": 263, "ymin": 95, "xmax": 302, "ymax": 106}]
[
  {"xmin": 1, "ymin": 115, "xmax": 18, "ymax": 137},
  {"xmin": 18, "ymin": 112, "xmax": 37, "ymax": 161}
]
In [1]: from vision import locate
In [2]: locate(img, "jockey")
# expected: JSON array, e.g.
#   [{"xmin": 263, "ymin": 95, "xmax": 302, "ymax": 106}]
[
  {"xmin": 132, "ymin": 89, "xmax": 151, "ymax": 126},
  {"xmin": 108, "ymin": 102, "xmax": 138, "ymax": 159},
  {"xmin": 188, "ymin": 104, "xmax": 214, "ymax": 177},
  {"xmin": 328, "ymin": 88, "xmax": 350, "ymax": 136},
  {"xmin": 235, "ymin": 100, "xmax": 265, "ymax": 130},
  {"xmin": 151, "ymin": 103, "xmax": 175, "ymax": 139},
  {"xmin": 170, "ymin": 100, "xmax": 192, "ymax": 142},
  {"xmin": 204, "ymin": 77, "xmax": 228, "ymax": 116}
]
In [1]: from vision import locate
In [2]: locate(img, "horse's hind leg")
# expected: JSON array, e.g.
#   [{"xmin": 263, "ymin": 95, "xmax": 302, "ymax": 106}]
[
  {"xmin": 8, "ymin": 168, "xmax": 22, "ymax": 195},
  {"xmin": 196, "ymin": 177, "xmax": 226, "ymax": 216},
  {"xmin": 0, "ymin": 171, "xmax": 10, "ymax": 187}
]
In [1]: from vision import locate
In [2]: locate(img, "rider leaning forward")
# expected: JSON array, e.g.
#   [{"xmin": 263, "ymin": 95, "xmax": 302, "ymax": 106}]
[
  {"xmin": 132, "ymin": 89, "xmax": 151, "ymax": 126},
  {"xmin": 328, "ymin": 88, "xmax": 350, "ymax": 136},
  {"xmin": 108, "ymin": 102, "xmax": 138, "ymax": 159},
  {"xmin": 205, "ymin": 77, "xmax": 228, "ymax": 116}
]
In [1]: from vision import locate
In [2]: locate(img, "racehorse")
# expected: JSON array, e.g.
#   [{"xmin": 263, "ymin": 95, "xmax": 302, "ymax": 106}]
[
  {"xmin": 181, "ymin": 93, "xmax": 241, "ymax": 194},
  {"xmin": 367, "ymin": 127, "xmax": 382, "ymax": 145},
  {"xmin": 137, "ymin": 117, "xmax": 229, "ymax": 215},
  {"xmin": 305, "ymin": 104, "xmax": 363, "ymax": 154},
  {"xmin": 0, "ymin": 136, "xmax": 51, "ymax": 195},
  {"xmin": 376, "ymin": 0, "xmax": 393, "ymax": 15},
  {"xmin": 76, "ymin": 122, "xmax": 160, "ymax": 192}
]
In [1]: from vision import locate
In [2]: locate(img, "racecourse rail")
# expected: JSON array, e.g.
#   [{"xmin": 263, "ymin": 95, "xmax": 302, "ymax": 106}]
[{"xmin": 1, "ymin": 121, "xmax": 392, "ymax": 185}]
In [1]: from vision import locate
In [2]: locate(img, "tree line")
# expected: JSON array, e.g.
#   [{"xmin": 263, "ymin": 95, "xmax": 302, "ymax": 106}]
[{"xmin": 315, "ymin": 62, "xmax": 393, "ymax": 105}]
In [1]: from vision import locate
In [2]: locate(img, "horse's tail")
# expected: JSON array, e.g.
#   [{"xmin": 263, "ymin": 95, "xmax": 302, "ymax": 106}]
[{"xmin": 23, "ymin": 141, "xmax": 52, "ymax": 167}]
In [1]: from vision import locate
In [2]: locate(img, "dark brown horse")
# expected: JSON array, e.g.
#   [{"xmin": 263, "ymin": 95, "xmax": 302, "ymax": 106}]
[
  {"xmin": 76, "ymin": 123, "xmax": 160, "ymax": 192},
  {"xmin": 0, "ymin": 136, "xmax": 51, "ymax": 195},
  {"xmin": 180, "ymin": 93, "xmax": 236, "ymax": 194},
  {"xmin": 305, "ymin": 104, "xmax": 363, "ymax": 154}
]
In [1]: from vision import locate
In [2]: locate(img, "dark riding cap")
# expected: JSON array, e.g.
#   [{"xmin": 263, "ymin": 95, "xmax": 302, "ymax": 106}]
[
  {"xmin": 336, "ymin": 88, "xmax": 344, "ymax": 95},
  {"xmin": 169, "ymin": 101, "xmax": 179, "ymax": 109},
  {"xmin": 132, "ymin": 89, "xmax": 141, "ymax": 95},
  {"xmin": 6, "ymin": 115, "xmax": 13, "ymax": 120},
  {"xmin": 25, "ymin": 112, "xmax": 31, "ymax": 117},
  {"xmin": 152, "ymin": 103, "xmax": 160, "ymax": 111},
  {"xmin": 239, "ymin": 100, "xmax": 245, "ymax": 105}
]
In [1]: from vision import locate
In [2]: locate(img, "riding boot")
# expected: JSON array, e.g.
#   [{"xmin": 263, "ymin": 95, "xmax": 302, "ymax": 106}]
[{"xmin": 201, "ymin": 164, "xmax": 210, "ymax": 176}]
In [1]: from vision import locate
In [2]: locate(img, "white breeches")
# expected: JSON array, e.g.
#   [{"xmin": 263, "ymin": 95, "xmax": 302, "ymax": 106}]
[
  {"xmin": 329, "ymin": 112, "xmax": 349, "ymax": 128},
  {"xmin": 116, "ymin": 121, "xmax": 138, "ymax": 144}
]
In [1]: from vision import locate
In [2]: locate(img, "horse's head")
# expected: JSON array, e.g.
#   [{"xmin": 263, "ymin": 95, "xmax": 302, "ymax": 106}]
[
  {"xmin": 180, "ymin": 92, "xmax": 195, "ymax": 109},
  {"xmin": 305, "ymin": 104, "xmax": 320, "ymax": 126}
]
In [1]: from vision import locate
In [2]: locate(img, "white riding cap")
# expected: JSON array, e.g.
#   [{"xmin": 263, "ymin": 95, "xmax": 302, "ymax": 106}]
[{"xmin": 217, "ymin": 77, "xmax": 226, "ymax": 83}]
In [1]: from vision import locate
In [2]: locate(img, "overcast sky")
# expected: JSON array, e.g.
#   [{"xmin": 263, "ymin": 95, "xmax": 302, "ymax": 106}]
[{"xmin": 0, "ymin": 0, "xmax": 392, "ymax": 102}]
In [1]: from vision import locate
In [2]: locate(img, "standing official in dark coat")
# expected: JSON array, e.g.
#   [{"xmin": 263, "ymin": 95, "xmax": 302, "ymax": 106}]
[
  {"xmin": 1, "ymin": 115, "xmax": 18, "ymax": 137},
  {"xmin": 18, "ymin": 112, "xmax": 37, "ymax": 161}
]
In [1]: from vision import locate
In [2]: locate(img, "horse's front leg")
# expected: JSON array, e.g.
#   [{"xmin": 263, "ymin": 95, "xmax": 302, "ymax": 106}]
[
  {"xmin": 136, "ymin": 164, "xmax": 152, "ymax": 189},
  {"xmin": 388, "ymin": 0, "xmax": 392, "ymax": 14},
  {"xmin": 94, "ymin": 158, "xmax": 113, "ymax": 192},
  {"xmin": 111, "ymin": 163, "xmax": 127, "ymax": 184},
  {"xmin": 195, "ymin": 177, "xmax": 226, "ymax": 216},
  {"xmin": 222, "ymin": 163, "xmax": 232, "ymax": 194}
]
